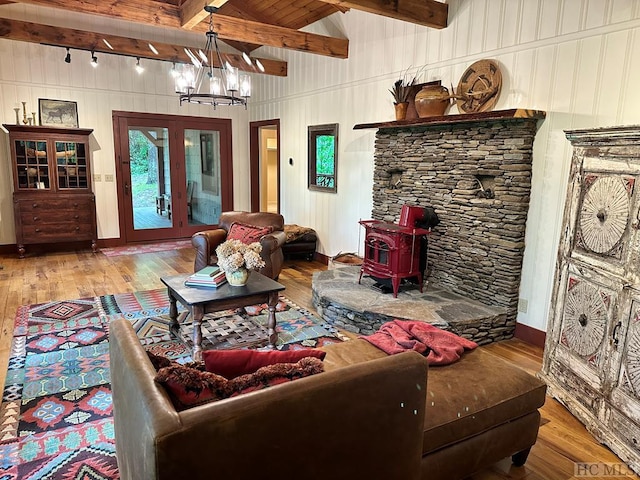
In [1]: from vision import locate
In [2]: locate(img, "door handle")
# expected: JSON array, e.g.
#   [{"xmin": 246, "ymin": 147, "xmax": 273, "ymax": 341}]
[
  {"xmin": 612, "ymin": 321, "xmax": 622, "ymax": 348},
  {"xmin": 124, "ymin": 183, "xmax": 130, "ymax": 195}
]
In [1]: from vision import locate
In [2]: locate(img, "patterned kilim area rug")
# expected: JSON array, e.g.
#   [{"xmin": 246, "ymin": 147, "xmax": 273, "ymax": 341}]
[
  {"xmin": 0, "ymin": 289, "xmax": 345, "ymax": 479},
  {"xmin": 100, "ymin": 239, "xmax": 192, "ymax": 257}
]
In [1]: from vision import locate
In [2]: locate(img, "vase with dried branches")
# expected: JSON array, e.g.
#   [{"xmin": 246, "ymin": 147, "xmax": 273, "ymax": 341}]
[{"xmin": 389, "ymin": 70, "xmax": 419, "ymax": 120}]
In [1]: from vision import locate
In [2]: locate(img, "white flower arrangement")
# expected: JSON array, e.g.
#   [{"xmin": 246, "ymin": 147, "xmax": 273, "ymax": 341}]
[{"xmin": 215, "ymin": 239, "xmax": 266, "ymax": 273}]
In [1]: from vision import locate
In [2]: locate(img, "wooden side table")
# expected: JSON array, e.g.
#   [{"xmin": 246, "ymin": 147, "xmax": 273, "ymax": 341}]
[{"xmin": 161, "ymin": 272, "xmax": 285, "ymax": 361}]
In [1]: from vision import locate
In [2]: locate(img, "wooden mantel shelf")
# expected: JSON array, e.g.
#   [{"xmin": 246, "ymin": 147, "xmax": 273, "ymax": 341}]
[{"xmin": 353, "ymin": 109, "xmax": 546, "ymax": 130}]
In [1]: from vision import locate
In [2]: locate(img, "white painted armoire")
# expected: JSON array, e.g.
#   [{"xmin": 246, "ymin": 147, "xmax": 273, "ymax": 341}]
[{"xmin": 541, "ymin": 126, "xmax": 640, "ymax": 475}]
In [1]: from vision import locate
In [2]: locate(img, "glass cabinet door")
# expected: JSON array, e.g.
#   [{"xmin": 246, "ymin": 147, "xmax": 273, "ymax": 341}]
[
  {"xmin": 14, "ymin": 139, "xmax": 50, "ymax": 190},
  {"xmin": 56, "ymin": 141, "xmax": 89, "ymax": 189}
]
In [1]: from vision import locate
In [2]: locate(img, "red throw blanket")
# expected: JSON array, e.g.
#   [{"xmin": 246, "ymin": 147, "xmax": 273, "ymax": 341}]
[{"xmin": 360, "ymin": 320, "xmax": 478, "ymax": 366}]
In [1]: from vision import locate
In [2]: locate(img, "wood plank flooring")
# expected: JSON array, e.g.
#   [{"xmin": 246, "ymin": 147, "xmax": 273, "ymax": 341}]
[{"xmin": 0, "ymin": 246, "xmax": 637, "ymax": 480}]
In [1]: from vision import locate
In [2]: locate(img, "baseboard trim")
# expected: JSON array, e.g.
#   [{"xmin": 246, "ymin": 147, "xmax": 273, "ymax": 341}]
[
  {"xmin": 514, "ymin": 322, "xmax": 546, "ymax": 348},
  {"xmin": 315, "ymin": 252, "xmax": 329, "ymax": 265}
]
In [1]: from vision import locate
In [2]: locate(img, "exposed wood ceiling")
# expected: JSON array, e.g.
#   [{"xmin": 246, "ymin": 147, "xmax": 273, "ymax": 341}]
[{"xmin": 0, "ymin": 0, "xmax": 448, "ymax": 77}]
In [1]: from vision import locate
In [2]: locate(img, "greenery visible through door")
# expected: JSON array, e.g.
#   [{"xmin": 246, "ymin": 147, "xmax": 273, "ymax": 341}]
[{"xmin": 129, "ymin": 130, "xmax": 159, "ymax": 208}]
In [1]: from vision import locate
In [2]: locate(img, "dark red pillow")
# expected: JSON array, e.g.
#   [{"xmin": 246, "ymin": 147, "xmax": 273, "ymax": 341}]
[
  {"xmin": 146, "ymin": 351, "xmax": 205, "ymax": 372},
  {"xmin": 203, "ymin": 348, "xmax": 327, "ymax": 379},
  {"xmin": 229, "ymin": 357, "xmax": 324, "ymax": 396},
  {"xmin": 154, "ymin": 364, "xmax": 229, "ymax": 410},
  {"xmin": 227, "ymin": 222, "xmax": 273, "ymax": 244},
  {"xmin": 154, "ymin": 357, "xmax": 324, "ymax": 411}
]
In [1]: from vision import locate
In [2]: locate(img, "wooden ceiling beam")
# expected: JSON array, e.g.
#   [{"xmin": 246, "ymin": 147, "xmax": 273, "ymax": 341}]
[
  {"xmin": 0, "ymin": 18, "xmax": 288, "ymax": 76},
  {"xmin": 8, "ymin": 0, "xmax": 350, "ymax": 58},
  {"xmin": 318, "ymin": 0, "xmax": 448, "ymax": 29},
  {"xmin": 195, "ymin": 14, "xmax": 349, "ymax": 59},
  {"xmin": 180, "ymin": 0, "xmax": 229, "ymax": 30}
]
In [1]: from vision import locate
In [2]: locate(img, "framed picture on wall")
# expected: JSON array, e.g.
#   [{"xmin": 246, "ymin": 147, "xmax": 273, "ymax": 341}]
[{"xmin": 38, "ymin": 99, "xmax": 79, "ymax": 128}]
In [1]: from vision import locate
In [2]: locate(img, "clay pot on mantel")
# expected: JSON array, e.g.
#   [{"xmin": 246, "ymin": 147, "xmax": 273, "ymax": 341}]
[
  {"xmin": 394, "ymin": 102, "xmax": 409, "ymax": 121},
  {"xmin": 414, "ymin": 85, "xmax": 452, "ymax": 118}
]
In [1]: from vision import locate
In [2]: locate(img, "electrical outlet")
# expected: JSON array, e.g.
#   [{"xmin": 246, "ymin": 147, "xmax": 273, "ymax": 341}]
[
  {"xmin": 93, "ymin": 173, "xmax": 101, "ymax": 182},
  {"xmin": 518, "ymin": 298, "xmax": 528, "ymax": 314},
  {"xmin": 105, "ymin": 174, "xmax": 114, "ymax": 182}
]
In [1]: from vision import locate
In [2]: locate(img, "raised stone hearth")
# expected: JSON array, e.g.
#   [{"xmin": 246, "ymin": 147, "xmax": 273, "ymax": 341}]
[{"xmin": 312, "ymin": 267, "xmax": 509, "ymax": 344}]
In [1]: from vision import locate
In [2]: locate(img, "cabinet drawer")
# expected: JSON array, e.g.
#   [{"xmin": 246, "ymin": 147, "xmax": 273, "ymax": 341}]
[
  {"xmin": 17, "ymin": 198, "xmax": 93, "ymax": 212},
  {"xmin": 21, "ymin": 223, "xmax": 94, "ymax": 239},
  {"xmin": 20, "ymin": 210, "xmax": 93, "ymax": 225}
]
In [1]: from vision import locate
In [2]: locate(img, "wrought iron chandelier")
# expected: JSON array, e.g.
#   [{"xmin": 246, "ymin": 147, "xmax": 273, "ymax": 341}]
[{"xmin": 174, "ymin": 6, "xmax": 254, "ymax": 109}]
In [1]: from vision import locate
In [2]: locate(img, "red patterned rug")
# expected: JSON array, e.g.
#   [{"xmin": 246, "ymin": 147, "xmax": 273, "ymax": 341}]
[
  {"xmin": 1, "ymin": 289, "xmax": 345, "ymax": 479},
  {"xmin": 100, "ymin": 239, "xmax": 192, "ymax": 257}
]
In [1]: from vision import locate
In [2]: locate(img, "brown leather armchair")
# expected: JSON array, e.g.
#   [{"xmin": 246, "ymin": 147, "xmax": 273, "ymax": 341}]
[{"xmin": 191, "ymin": 211, "xmax": 286, "ymax": 279}]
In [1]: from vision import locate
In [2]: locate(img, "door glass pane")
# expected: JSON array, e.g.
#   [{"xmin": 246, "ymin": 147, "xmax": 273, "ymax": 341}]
[
  {"xmin": 15, "ymin": 140, "xmax": 50, "ymax": 190},
  {"xmin": 56, "ymin": 141, "xmax": 88, "ymax": 189},
  {"xmin": 128, "ymin": 126, "xmax": 172, "ymax": 230},
  {"xmin": 185, "ymin": 129, "xmax": 221, "ymax": 226}
]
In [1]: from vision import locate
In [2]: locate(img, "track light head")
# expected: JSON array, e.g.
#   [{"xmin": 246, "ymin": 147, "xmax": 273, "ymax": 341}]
[
  {"xmin": 64, "ymin": 47, "xmax": 71, "ymax": 64},
  {"xmin": 135, "ymin": 57, "xmax": 144, "ymax": 74}
]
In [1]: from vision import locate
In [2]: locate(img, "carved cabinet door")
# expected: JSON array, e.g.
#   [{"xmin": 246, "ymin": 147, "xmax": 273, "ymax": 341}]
[
  {"xmin": 547, "ymin": 263, "xmax": 622, "ymax": 414},
  {"xmin": 544, "ymin": 127, "xmax": 640, "ymax": 474},
  {"xmin": 608, "ymin": 293, "xmax": 640, "ymax": 469}
]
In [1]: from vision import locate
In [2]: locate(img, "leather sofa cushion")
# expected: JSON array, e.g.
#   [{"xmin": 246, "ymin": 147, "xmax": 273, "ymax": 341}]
[
  {"xmin": 321, "ymin": 339, "xmax": 546, "ymax": 456},
  {"xmin": 203, "ymin": 348, "xmax": 326, "ymax": 379}
]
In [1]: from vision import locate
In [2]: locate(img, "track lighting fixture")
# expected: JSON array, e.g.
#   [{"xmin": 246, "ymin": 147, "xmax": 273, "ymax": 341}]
[
  {"xmin": 90, "ymin": 51, "xmax": 98, "ymax": 68},
  {"xmin": 64, "ymin": 47, "xmax": 71, "ymax": 64},
  {"xmin": 135, "ymin": 57, "xmax": 144, "ymax": 74}
]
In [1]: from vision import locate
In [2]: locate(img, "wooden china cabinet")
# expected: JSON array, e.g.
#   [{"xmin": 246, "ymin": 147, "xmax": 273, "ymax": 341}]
[
  {"xmin": 4, "ymin": 124, "xmax": 97, "ymax": 258},
  {"xmin": 540, "ymin": 126, "xmax": 640, "ymax": 475}
]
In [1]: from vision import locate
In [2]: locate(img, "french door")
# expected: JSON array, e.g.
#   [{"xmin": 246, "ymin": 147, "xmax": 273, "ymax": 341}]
[{"xmin": 113, "ymin": 111, "xmax": 233, "ymax": 243}]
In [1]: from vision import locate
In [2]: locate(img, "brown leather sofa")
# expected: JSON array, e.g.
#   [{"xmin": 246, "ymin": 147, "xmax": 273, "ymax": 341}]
[
  {"xmin": 322, "ymin": 338, "xmax": 547, "ymax": 480},
  {"xmin": 110, "ymin": 320, "xmax": 546, "ymax": 480},
  {"xmin": 191, "ymin": 211, "xmax": 286, "ymax": 279},
  {"xmin": 110, "ymin": 318, "xmax": 428, "ymax": 480}
]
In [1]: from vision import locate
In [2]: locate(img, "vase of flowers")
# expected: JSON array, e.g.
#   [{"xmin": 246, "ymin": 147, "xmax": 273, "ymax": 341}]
[{"xmin": 215, "ymin": 239, "xmax": 266, "ymax": 286}]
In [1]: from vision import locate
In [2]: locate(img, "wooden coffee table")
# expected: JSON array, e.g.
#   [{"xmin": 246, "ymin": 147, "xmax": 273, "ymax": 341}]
[{"xmin": 161, "ymin": 271, "xmax": 285, "ymax": 361}]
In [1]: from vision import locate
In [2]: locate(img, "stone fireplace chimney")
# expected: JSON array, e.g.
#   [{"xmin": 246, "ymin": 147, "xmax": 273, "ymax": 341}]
[{"xmin": 357, "ymin": 110, "xmax": 546, "ymax": 334}]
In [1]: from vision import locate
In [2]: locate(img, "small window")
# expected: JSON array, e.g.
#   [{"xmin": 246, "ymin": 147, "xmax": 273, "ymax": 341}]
[{"xmin": 308, "ymin": 123, "xmax": 338, "ymax": 193}]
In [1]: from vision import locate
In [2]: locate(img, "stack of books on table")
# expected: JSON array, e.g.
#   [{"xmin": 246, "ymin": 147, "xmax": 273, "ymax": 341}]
[{"xmin": 184, "ymin": 265, "xmax": 227, "ymax": 288}]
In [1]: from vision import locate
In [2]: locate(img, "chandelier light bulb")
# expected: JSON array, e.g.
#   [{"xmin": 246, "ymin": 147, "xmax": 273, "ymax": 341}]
[
  {"xmin": 239, "ymin": 74, "xmax": 251, "ymax": 98},
  {"xmin": 183, "ymin": 65, "xmax": 195, "ymax": 89},
  {"xmin": 210, "ymin": 76, "xmax": 222, "ymax": 95},
  {"xmin": 226, "ymin": 64, "xmax": 238, "ymax": 92},
  {"xmin": 170, "ymin": 63, "xmax": 179, "ymax": 78}
]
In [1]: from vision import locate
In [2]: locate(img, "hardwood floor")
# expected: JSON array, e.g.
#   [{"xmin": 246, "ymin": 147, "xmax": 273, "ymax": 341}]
[{"xmin": 0, "ymin": 246, "xmax": 637, "ymax": 480}]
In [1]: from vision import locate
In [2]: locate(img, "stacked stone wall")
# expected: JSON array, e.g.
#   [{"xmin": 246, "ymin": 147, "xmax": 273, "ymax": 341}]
[{"xmin": 371, "ymin": 118, "xmax": 539, "ymax": 327}]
